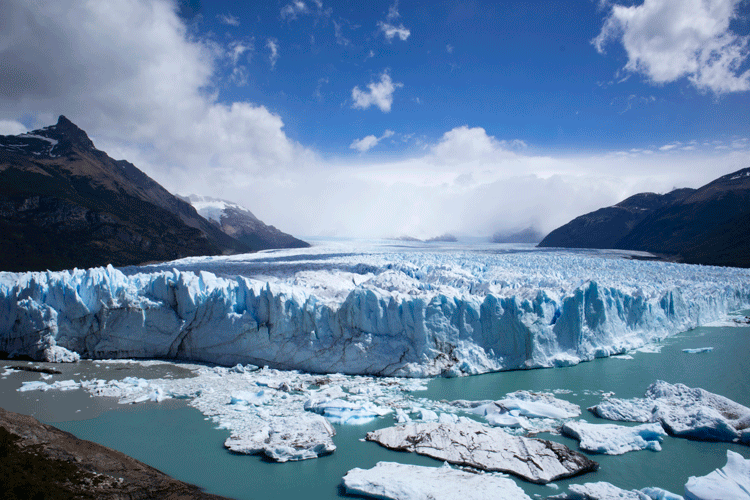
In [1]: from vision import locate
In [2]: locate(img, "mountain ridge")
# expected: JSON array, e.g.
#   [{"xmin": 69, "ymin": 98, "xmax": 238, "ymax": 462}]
[
  {"xmin": 181, "ymin": 194, "xmax": 310, "ymax": 251},
  {"xmin": 538, "ymin": 167, "xmax": 750, "ymax": 268},
  {"xmin": 0, "ymin": 116, "xmax": 249, "ymax": 271}
]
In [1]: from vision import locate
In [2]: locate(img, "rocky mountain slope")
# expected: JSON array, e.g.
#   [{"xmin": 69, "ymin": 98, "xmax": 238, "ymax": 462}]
[
  {"xmin": 538, "ymin": 168, "xmax": 750, "ymax": 268},
  {"xmin": 0, "ymin": 116, "xmax": 249, "ymax": 272},
  {"xmin": 538, "ymin": 189, "xmax": 695, "ymax": 250},
  {"xmin": 183, "ymin": 195, "xmax": 309, "ymax": 251}
]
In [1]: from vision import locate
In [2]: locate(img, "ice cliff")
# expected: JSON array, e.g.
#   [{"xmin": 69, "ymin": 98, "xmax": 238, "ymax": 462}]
[{"xmin": 2, "ymin": 244, "xmax": 749, "ymax": 377}]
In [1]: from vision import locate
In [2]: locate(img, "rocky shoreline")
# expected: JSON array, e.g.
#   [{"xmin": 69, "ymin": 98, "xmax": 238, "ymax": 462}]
[{"xmin": 0, "ymin": 407, "xmax": 232, "ymax": 500}]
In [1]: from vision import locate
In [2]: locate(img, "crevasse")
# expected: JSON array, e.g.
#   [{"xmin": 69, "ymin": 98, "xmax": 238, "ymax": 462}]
[{"xmin": 1, "ymin": 248, "xmax": 748, "ymax": 377}]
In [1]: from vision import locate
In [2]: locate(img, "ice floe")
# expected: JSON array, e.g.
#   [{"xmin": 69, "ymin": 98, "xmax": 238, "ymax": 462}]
[
  {"xmin": 341, "ymin": 461, "xmax": 532, "ymax": 500},
  {"xmin": 589, "ymin": 381, "xmax": 750, "ymax": 443},
  {"xmin": 684, "ymin": 450, "xmax": 750, "ymax": 500},
  {"xmin": 561, "ymin": 420, "xmax": 666, "ymax": 454},
  {"xmin": 550, "ymin": 482, "xmax": 683, "ymax": 499},
  {"xmin": 2, "ymin": 243, "xmax": 749, "ymax": 376},
  {"xmin": 452, "ymin": 390, "xmax": 580, "ymax": 432},
  {"xmin": 681, "ymin": 348, "xmax": 713, "ymax": 354},
  {"xmin": 365, "ymin": 420, "xmax": 598, "ymax": 484}
]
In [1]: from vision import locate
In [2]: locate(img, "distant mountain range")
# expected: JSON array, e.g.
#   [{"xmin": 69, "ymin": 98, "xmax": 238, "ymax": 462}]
[
  {"xmin": 539, "ymin": 167, "xmax": 750, "ymax": 268},
  {"xmin": 0, "ymin": 116, "xmax": 307, "ymax": 272},
  {"xmin": 181, "ymin": 195, "xmax": 309, "ymax": 251}
]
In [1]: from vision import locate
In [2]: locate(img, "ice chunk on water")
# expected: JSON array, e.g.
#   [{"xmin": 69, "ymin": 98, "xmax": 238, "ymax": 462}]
[
  {"xmin": 304, "ymin": 398, "xmax": 391, "ymax": 425},
  {"xmin": 561, "ymin": 421, "xmax": 666, "ymax": 454},
  {"xmin": 682, "ymin": 348, "xmax": 713, "ymax": 354},
  {"xmin": 341, "ymin": 462, "xmax": 532, "ymax": 500},
  {"xmin": 551, "ymin": 482, "xmax": 683, "ymax": 499},
  {"xmin": 589, "ymin": 381, "xmax": 750, "ymax": 443},
  {"xmin": 684, "ymin": 450, "xmax": 750, "ymax": 500}
]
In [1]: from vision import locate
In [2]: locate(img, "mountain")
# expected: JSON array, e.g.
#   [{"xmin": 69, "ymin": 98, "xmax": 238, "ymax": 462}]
[
  {"xmin": 182, "ymin": 195, "xmax": 309, "ymax": 251},
  {"xmin": 538, "ymin": 168, "xmax": 750, "ymax": 268},
  {"xmin": 0, "ymin": 116, "xmax": 249, "ymax": 272},
  {"xmin": 491, "ymin": 227, "xmax": 544, "ymax": 244}
]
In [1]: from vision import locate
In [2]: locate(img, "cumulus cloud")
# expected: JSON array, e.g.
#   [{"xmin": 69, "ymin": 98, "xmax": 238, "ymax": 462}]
[
  {"xmin": 430, "ymin": 126, "xmax": 515, "ymax": 164},
  {"xmin": 594, "ymin": 0, "xmax": 750, "ymax": 93},
  {"xmin": 350, "ymin": 130, "xmax": 394, "ymax": 152},
  {"xmin": 351, "ymin": 72, "xmax": 403, "ymax": 112}
]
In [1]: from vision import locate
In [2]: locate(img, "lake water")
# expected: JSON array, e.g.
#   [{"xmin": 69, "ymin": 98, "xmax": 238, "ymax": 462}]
[{"xmin": 2, "ymin": 321, "xmax": 749, "ymax": 499}]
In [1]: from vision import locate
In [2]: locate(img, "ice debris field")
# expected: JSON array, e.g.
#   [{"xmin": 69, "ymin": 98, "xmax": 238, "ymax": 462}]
[
  {"xmin": 9, "ymin": 359, "xmax": 750, "ymax": 499},
  {"xmin": 2, "ymin": 242, "xmax": 750, "ymax": 376}
]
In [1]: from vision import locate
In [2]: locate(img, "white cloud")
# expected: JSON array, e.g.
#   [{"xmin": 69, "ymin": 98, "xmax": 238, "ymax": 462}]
[
  {"xmin": 378, "ymin": 1, "xmax": 410, "ymax": 42},
  {"xmin": 0, "ymin": 0, "xmax": 313, "ymax": 208},
  {"xmin": 350, "ymin": 135, "xmax": 379, "ymax": 153},
  {"xmin": 281, "ymin": 1, "xmax": 308, "ymax": 20},
  {"xmin": 430, "ymin": 126, "xmax": 514, "ymax": 163},
  {"xmin": 217, "ymin": 13, "xmax": 240, "ymax": 26},
  {"xmin": 446, "ymin": 44, "xmax": 454, "ymax": 54},
  {"xmin": 332, "ymin": 20, "xmax": 350, "ymax": 46},
  {"xmin": 228, "ymin": 40, "xmax": 252, "ymax": 66},
  {"xmin": 350, "ymin": 130, "xmax": 395, "ymax": 152},
  {"xmin": 0, "ymin": 119, "xmax": 27, "ymax": 135},
  {"xmin": 594, "ymin": 0, "xmax": 750, "ymax": 93},
  {"xmin": 387, "ymin": 0, "xmax": 401, "ymax": 21},
  {"xmin": 379, "ymin": 22, "xmax": 410, "ymax": 42},
  {"xmin": 266, "ymin": 38, "xmax": 279, "ymax": 69},
  {"xmin": 351, "ymin": 72, "xmax": 403, "ymax": 112}
]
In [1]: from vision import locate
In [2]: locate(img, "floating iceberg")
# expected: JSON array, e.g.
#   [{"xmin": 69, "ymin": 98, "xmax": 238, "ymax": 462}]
[
  {"xmin": 561, "ymin": 421, "xmax": 666, "ymax": 454},
  {"xmin": 681, "ymin": 348, "xmax": 713, "ymax": 354},
  {"xmin": 2, "ymin": 245, "xmax": 749, "ymax": 376},
  {"xmin": 684, "ymin": 451, "xmax": 750, "ymax": 500},
  {"xmin": 589, "ymin": 381, "xmax": 750, "ymax": 443},
  {"xmin": 341, "ymin": 462, "xmax": 532, "ymax": 500},
  {"xmin": 452, "ymin": 390, "xmax": 580, "ymax": 431},
  {"xmin": 303, "ymin": 398, "xmax": 392, "ymax": 425},
  {"xmin": 550, "ymin": 482, "xmax": 683, "ymax": 499},
  {"xmin": 365, "ymin": 420, "xmax": 599, "ymax": 484}
]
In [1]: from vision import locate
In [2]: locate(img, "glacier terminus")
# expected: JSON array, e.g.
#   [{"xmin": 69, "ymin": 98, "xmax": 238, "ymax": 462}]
[{"xmin": 2, "ymin": 241, "xmax": 749, "ymax": 377}]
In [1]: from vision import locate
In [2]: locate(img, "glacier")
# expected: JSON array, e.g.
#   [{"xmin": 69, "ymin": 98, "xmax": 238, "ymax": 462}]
[{"xmin": 2, "ymin": 242, "xmax": 750, "ymax": 377}]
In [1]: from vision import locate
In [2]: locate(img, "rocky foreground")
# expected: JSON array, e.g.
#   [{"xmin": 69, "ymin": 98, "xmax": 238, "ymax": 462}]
[{"xmin": 0, "ymin": 407, "xmax": 231, "ymax": 500}]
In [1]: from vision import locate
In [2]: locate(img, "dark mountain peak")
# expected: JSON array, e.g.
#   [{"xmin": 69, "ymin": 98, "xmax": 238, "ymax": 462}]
[
  {"xmin": 0, "ymin": 116, "xmax": 96, "ymax": 158},
  {"xmin": 43, "ymin": 115, "xmax": 96, "ymax": 151}
]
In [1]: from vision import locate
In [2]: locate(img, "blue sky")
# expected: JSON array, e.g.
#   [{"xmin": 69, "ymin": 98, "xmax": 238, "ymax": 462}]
[
  {"xmin": 193, "ymin": 0, "xmax": 750, "ymax": 154},
  {"xmin": 1, "ymin": 0, "xmax": 749, "ymax": 238}
]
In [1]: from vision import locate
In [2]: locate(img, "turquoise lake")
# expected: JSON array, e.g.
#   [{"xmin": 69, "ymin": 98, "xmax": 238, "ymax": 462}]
[{"xmin": 3, "ymin": 321, "xmax": 749, "ymax": 499}]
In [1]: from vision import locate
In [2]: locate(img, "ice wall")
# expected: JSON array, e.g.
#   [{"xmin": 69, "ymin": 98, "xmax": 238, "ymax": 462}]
[{"xmin": 2, "ymin": 247, "xmax": 749, "ymax": 377}]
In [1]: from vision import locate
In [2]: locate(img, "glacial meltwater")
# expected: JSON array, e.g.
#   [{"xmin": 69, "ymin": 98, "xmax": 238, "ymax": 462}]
[{"xmin": 2, "ymin": 320, "xmax": 748, "ymax": 499}]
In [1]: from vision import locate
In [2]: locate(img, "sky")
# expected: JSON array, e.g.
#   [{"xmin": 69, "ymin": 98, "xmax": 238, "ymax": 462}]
[{"xmin": 1, "ymin": 0, "xmax": 749, "ymax": 239}]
